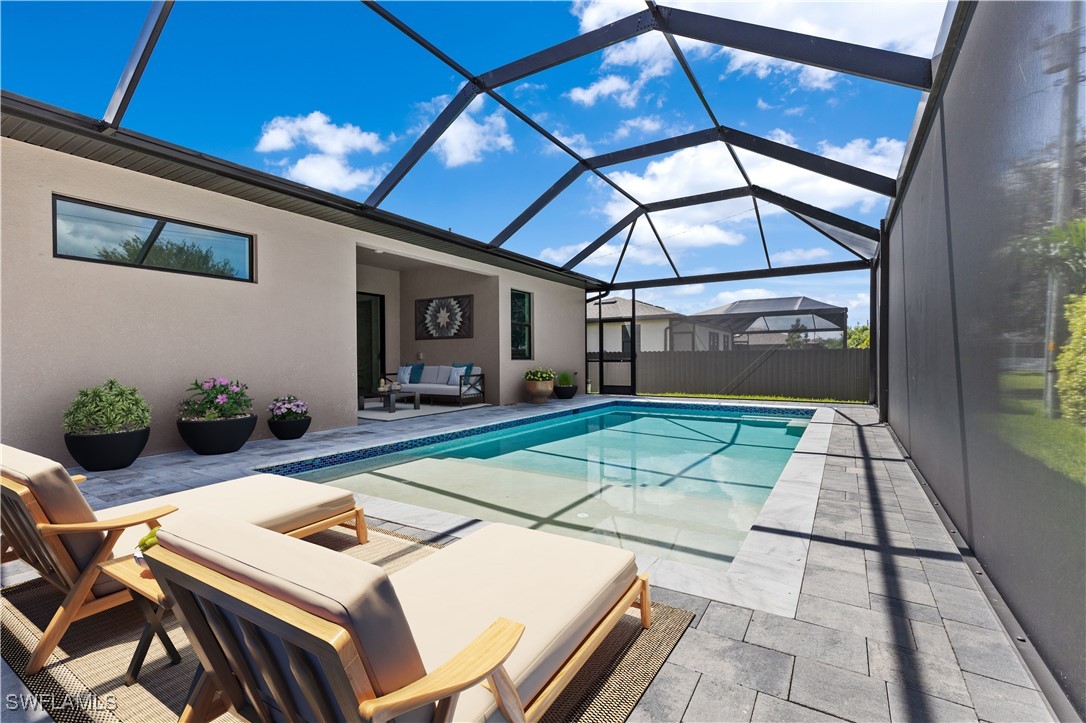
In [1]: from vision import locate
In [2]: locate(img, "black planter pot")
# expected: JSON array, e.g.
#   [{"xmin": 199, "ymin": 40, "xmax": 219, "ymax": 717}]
[
  {"xmin": 554, "ymin": 385, "xmax": 578, "ymax": 400},
  {"xmin": 64, "ymin": 427, "xmax": 150, "ymax": 471},
  {"xmin": 268, "ymin": 417, "xmax": 312, "ymax": 441},
  {"xmin": 177, "ymin": 415, "xmax": 257, "ymax": 455}
]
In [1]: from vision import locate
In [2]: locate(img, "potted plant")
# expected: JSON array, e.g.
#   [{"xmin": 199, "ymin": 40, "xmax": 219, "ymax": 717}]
[
  {"xmin": 554, "ymin": 371, "xmax": 578, "ymax": 400},
  {"xmin": 524, "ymin": 367, "xmax": 556, "ymax": 404},
  {"xmin": 267, "ymin": 395, "xmax": 311, "ymax": 440},
  {"xmin": 62, "ymin": 378, "xmax": 151, "ymax": 471},
  {"xmin": 176, "ymin": 376, "xmax": 256, "ymax": 455}
]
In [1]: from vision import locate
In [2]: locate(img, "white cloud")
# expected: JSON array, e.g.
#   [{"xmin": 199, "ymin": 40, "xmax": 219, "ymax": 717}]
[
  {"xmin": 514, "ymin": 81, "xmax": 547, "ymax": 94},
  {"xmin": 429, "ymin": 95, "xmax": 515, "ymax": 168},
  {"xmin": 765, "ymin": 128, "xmax": 799, "ymax": 147},
  {"xmin": 756, "ymin": 97, "xmax": 779, "ymax": 111},
  {"xmin": 672, "ymin": 283, "xmax": 705, "ymax": 296},
  {"xmin": 256, "ymin": 111, "xmax": 386, "ymax": 156},
  {"xmin": 284, "ymin": 154, "xmax": 388, "ymax": 193},
  {"xmin": 770, "ymin": 247, "xmax": 832, "ymax": 264},
  {"xmin": 611, "ymin": 115, "xmax": 664, "ymax": 141},
  {"xmin": 567, "ymin": 75, "xmax": 637, "ymax": 108},
  {"xmin": 783, "ymin": 105, "xmax": 808, "ymax": 117},
  {"xmin": 547, "ymin": 131, "xmax": 596, "ymax": 157},
  {"xmin": 255, "ymin": 111, "xmax": 390, "ymax": 194}
]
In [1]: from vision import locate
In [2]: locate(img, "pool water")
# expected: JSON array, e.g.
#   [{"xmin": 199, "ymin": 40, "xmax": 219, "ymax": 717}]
[{"xmin": 298, "ymin": 406, "xmax": 808, "ymax": 571}]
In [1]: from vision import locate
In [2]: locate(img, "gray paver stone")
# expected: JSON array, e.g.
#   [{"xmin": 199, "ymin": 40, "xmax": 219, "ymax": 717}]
[
  {"xmin": 943, "ymin": 620, "xmax": 1033, "ymax": 688},
  {"xmin": 801, "ymin": 562, "xmax": 871, "ymax": 608},
  {"xmin": 866, "ymin": 639, "xmax": 973, "ymax": 706},
  {"xmin": 929, "ymin": 582, "xmax": 1000, "ymax": 631},
  {"xmin": 681, "ymin": 675, "xmax": 758, "ymax": 722},
  {"xmin": 669, "ymin": 627, "xmax": 794, "ymax": 698},
  {"xmin": 961, "ymin": 672, "xmax": 1052, "ymax": 723},
  {"xmin": 886, "ymin": 681, "xmax": 978, "ymax": 722},
  {"xmin": 789, "ymin": 657, "xmax": 891, "ymax": 722},
  {"xmin": 869, "ymin": 594, "xmax": 943, "ymax": 626},
  {"xmin": 697, "ymin": 601, "xmax": 753, "ymax": 641},
  {"xmin": 652, "ymin": 586, "xmax": 711, "ymax": 627},
  {"xmin": 744, "ymin": 610, "xmax": 869, "ymax": 675},
  {"xmin": 751, "ymin": 693, "xmax": 845, "ymax": 722},
  {"xmin": 797, "ymin": 594, "xmax": 916, "ymax": 648},
  {"xmin": 627, "ymin": 662, "xmax": 701, "ymax": 723}
]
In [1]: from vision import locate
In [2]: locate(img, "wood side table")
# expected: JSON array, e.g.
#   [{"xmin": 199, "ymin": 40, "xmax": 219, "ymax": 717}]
[{"xmin": 97, "ymin": 555, "xmax": 182, "ymax": 685}]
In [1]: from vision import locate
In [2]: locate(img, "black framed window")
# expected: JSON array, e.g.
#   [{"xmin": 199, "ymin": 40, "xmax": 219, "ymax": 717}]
[
  {"xmin": 709, "ymin": 332, "xmax": 720, "ymax": 351},
  {"xmin": 511, "ymin": 289, "xmax": 532, "ymax": 359},
  {"xmin": 621, "ymin": 323, "xmax": 641, "ymax": 356},
  {"xmin": 53, "ymin": 196, "xmax": 254, "ymax": 282}
]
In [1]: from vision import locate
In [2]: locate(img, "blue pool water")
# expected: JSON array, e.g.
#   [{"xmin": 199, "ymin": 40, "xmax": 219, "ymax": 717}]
[{"xmin": 296, "ymin": 404, "xmax": 809, "ymax": 571}]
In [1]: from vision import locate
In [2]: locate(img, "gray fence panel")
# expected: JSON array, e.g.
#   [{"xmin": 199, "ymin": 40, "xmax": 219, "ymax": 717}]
[{"xmin": 636, "ymin": 349, "xmax": 870, "ymax": 400}]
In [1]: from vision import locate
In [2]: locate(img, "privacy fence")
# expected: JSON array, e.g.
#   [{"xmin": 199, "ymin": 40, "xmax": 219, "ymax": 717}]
[{"xmin": 635, "ymin": 349, "xmax": 870, "ymax": 401}]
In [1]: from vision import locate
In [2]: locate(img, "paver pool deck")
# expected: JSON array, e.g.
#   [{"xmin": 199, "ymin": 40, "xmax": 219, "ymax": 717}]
[{"xmin": 1, "ymin": 398, "xmax": 1057, "ymax": 722}]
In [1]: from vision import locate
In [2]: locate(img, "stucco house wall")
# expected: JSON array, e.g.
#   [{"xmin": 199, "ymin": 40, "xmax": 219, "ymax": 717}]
[{"xmin": 1, "ymin": 137, "xmax": 588, "ymax": 463}]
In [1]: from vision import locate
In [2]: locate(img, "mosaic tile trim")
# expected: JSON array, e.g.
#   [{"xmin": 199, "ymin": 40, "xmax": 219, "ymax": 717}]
[{"xmin": 257, "ymin": 400, "xmax": 814, "ymax": 477}]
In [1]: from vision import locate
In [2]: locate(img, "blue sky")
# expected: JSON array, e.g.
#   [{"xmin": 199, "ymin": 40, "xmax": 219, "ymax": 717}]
[{"xmin": 1, "ymin": 1, "xmax": 950, "ymax": 323}]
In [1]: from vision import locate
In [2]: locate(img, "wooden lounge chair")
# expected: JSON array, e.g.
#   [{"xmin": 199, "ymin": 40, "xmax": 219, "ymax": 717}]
[
  {"xmin": 146, "ymin": 513, "xmax": 651, "ymax": 722},
  {"xmin": 0, "ymin": 444, "xmax": 367, "ymax": 674}
]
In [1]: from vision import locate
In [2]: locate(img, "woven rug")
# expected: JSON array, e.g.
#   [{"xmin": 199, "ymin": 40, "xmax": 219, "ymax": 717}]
[{"xmin": 2, "ymin": 527, "xmax": 692, "ymax": 722}]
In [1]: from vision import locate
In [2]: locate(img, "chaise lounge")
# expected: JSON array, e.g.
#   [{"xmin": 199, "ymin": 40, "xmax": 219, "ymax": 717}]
[
  {"xmin": 147, "ymin": 512, "xmax": 651, "ymax": 722},
  {"xmin": 0, "ymin": 444, "xmax": 367, "ymax": 674}
]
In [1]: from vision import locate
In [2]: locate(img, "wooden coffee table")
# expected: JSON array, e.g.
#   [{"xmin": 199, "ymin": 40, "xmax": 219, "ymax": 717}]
[{"xmin": 97, "ymin": 555, "xmax": 181, "ymax": 685}]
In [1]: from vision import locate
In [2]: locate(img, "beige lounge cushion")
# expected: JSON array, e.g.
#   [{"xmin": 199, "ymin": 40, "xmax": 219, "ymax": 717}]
[
  {"xmin": 96, "ymin": 475, "xmax": 355, "ymax": 595},
  {"xmin": 390, "ymin": 524, "xmax": 638, "ymax": 722},
  {"xmin": 0, "ymin": 444, "xmax": 103, "ymax": 573},
  {"xmin": 157, "ymin": 512, "xmax": 432, "ymax": 720}
]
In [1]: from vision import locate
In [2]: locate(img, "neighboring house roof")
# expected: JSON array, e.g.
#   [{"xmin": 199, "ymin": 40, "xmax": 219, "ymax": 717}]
[
  {"xmin": 690, "ymin": 295, "xmax": 848, "ymax": 334},
  {"xmin": 694, "ymin": 295, "xmax": 845, "ymax": 316},
  {"xmin": 586, "ymin": 296, "xmax": 680, "ymax": 321}
]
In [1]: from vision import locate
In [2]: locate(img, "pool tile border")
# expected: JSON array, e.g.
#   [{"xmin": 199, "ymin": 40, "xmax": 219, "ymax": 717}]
[{"xmin": 256, "ymin": 399, "xmax": 814, "ymax": 477}]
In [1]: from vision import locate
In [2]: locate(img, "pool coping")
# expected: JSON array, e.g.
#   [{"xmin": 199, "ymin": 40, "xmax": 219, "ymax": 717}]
[{"xmin": 263, "ymin": 397, "xmax": 830, "ymax": 619}]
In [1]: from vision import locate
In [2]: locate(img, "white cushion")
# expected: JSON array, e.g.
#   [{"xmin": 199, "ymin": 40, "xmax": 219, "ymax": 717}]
[
  {"xmin": 418, "ymin": 366, "xmax": 439, "ymax": 384},
  {"xmin": 448, "ymin": 367, "xmax": 466, "ymax": 386},
  {"xmin": 403, "ymin": 383, "xmax": 458, "ymax": 396},
  {"xmin": 391, "ymin": 524, "xmax": 638, "ymax": 722},
  {"xmin": 397, "ymin": 365, "xmax": 412, "ymax": 384},
  {"xmin": 99, "ymin": 474, "xmax": 355, "ymax": 594}
]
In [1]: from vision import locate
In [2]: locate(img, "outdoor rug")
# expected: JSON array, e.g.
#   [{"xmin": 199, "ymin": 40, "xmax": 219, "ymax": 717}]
[
  {"xmin": 3, "ymin": 527, "xmax": 692, "ymax": 722},
  {"xmin": 357, "ymin": 402, "xmax": 488, "ymax": 422}
]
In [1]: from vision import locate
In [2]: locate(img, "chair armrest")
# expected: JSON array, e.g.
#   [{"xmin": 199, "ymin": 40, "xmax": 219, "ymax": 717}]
[
  {"xmin": 460, "ymin": 373, "xmax": 484, "ymax": 393},
  {"xmin": 38, "ymin": 505, "xmax": 178, "ymax": 536},
  {"xmin": 358, "ymin": 617, "xmax": 525, "ymax": 723},
  {"xmin": 71, "ymin": 474, "xmax": 87, "ymax": 484}
]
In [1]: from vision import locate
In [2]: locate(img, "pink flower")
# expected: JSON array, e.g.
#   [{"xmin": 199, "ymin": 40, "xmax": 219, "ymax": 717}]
[
  {"xmin": 201, "ymin": 381, "xmax": 213, "ymax": 390},
  {"xmin": 214, "ymin": 376, "xmax": 229, "ymax": 386},
  {"xmin": 215, "ymin": 394, "xmax": 228, "ymax": 405},
  {"xmin": 229, "ymin": 385, "xmax": 240, "ymax": 392}
]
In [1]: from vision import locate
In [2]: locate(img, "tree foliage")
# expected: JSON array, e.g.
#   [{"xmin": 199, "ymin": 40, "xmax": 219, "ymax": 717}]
[
  {"xmin": 1055, "ymin": 294, "xmax": 1086, "ymax": 425},
  {"xmin": 786, "ymin": 321, "xmax": 809, "ymax": 349},
  {"xmin": 98, "ymin": 235, "xmax": 237, "ymax": 277},
  {"xmin": 848, "ymin": 323, "xmax": 871, "ymax": 349}
]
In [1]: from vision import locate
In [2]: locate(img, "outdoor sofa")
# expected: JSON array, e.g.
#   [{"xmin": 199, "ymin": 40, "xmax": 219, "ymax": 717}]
[
  {"xmin": 147, "ymin": 513, "xmax": 651, "ymax": 722},
  {"xmin": 386, "ymin": 363, "xmax": 485, "ymax": 406},
  {"xmin": 0, "ymin": 444, "xmax": 366, "ymax": 674}
]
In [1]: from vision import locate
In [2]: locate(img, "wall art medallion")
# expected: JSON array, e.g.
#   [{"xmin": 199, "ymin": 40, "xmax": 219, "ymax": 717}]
[{"xmin": 415, "ymin": 295, "xmax": 474, "ymax": 339}]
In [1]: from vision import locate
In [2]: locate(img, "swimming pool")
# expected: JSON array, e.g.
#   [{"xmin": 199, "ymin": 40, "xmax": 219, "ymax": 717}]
[{"xmin": 289, "ymin": 403, "xmax": 812, "ymax": 573}]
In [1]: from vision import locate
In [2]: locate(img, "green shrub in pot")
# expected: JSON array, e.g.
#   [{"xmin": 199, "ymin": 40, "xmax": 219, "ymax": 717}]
[{"xmin": 63, "ymin": 379, "xmax": 152, "ymax": 471}]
